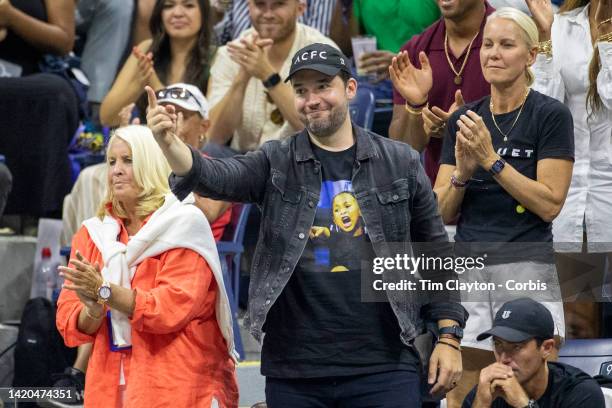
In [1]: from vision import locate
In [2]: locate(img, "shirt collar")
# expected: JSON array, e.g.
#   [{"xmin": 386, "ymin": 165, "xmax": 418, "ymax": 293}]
[
  {"xmin": 564, "ymin": 4, "xmax": 589, "ymax": 27},
  {"xmin": 295, "ymin": 124, "xmax": 375, "ymax": 162}
]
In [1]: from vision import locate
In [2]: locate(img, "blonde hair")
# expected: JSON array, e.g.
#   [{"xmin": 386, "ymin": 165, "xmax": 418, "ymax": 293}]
[
  {"xmin": 97, "ymin": 125, "xmax": 171, "ymax": 220},
  {"xmin": 488, "ymin": 7, "xmax": 539, "ymax": 86}
]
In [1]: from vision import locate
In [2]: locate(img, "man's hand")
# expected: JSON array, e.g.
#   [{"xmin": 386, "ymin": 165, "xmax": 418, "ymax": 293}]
[
  {"xmin": 422, "ymin": 89, "xmax": 465, "ymax": 138},
  {"xmin": 473, "ymin": 363, "xmax": 514, "ymax": 407},
  {"xmin": 525, "ymin": 0, "xmax": 553, "ymax": 40},
  {"xmin": 388, "ymin": 50, "xmax": 432, "ymax": 106},
  {"xmin": 428, "ymin": 339, "xmax": 463, "ymax": 398},
  {"xmin": 491, "ymin": 376, "xmax": 530, "ymax": 407},
  {"xmin": 145, "ymin": 85, "xmax": 183, "ymax": 148},
  {"xmin": 227, "ymin": 32, "xmax": 275, "ymax": 81},
  {"xmin": 359, "ymin": 50, "xmax": 395, "ymax": 82}
]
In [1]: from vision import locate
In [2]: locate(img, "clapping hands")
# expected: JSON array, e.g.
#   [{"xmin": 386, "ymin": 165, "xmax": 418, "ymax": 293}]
[
  {"xmin": 388, "ymin": 50, "xmax": 432, "ymax": 107},
  {"xmin": 132, "ymin": 46, "xmax": 162, "ymax": 89},
  {"xmin": 227, "ymin": 31, "xmax": 274, "ymax": 81}
]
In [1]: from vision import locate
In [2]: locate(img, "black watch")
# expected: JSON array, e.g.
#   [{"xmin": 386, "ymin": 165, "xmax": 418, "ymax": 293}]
[
  {"xmin": 262, "ymin": 73, "xmax": 281, "ymax": 89},
  {"xmin": 488, "ymin": 158, "xmax": 506, "ymax": 176},
  {"xmin": 439, "ymin": 326, "xmax": 464, "ymax": 340}
]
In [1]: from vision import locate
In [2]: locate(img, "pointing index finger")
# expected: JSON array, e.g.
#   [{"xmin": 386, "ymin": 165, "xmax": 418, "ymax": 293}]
[{"xmin": 145, "ymin": 85, "xmax": 157, "ymax": 109}]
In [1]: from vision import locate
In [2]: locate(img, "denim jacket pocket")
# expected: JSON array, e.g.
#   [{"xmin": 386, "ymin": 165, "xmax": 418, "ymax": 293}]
[
  {"xmin": 375, "ymin": 179, "xmax": 411, "ymax": 241},
  {"xmin": 271, "ymin": 170, "xmax": 302, "ymax": 204}
]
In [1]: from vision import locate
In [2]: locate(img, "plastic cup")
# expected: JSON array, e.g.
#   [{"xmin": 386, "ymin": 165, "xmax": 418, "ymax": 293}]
[{"xmin": 351, "ymin": 36, "xmax": 377, "ymax": 77}]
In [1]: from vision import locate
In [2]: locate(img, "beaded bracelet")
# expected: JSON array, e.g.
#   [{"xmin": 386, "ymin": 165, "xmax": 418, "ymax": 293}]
[{"xmin": 450, "ymin": 173, "xmax": 468, "ymax": 189}]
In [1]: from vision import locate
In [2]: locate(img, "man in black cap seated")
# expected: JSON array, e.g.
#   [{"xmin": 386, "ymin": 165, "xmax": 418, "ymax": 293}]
[
  {"xmin": 146, "ymin": 42, "xmax": 468, "ymax": 407},
  {"xmin": 462, "ymin": 298, "xmax": 604, "ymax": 408}
]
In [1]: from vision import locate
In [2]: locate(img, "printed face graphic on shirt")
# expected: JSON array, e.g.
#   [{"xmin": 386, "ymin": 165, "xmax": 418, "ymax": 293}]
[
  {"xmin": 332, "ymin": 192, "xmax": 362, "ymax": 234},
  {"xmin": 307, "ymin": 180, "xmax": 367, "ymax": 272}
]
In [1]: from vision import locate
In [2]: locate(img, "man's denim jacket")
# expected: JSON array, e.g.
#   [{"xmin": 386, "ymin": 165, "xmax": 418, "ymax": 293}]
[{"xmin": 170, "ymin": 125, "xmax": 468, "ymax": 350}]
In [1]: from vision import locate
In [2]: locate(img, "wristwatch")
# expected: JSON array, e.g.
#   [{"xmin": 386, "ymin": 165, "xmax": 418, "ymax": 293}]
[
  {"xmin": 488, "ymin": 158, "xmax": 506, "ymax": 176},
  {"xmin": 439, "ymin": 326, "xmax": 464, "ymax": 340},
  {"xmin": 97, "ymin": 281, "xmax": 112, "ymax": 304},
  {"xmin": 523, "ymin": 399, "xmax": 538, "ymax": 408},
  {"xmin": 262, "ymin": 73, "xmax": 281, "ymax": 89}
]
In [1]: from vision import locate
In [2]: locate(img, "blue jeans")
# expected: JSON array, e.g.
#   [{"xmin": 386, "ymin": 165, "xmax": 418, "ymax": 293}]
[{"xmin": 265, "ymin": 370, "xmax": 422, "ymax": 408}]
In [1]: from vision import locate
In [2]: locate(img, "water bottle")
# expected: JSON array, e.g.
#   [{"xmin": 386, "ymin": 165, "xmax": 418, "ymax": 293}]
[{"xmin": 32, "ymin": 247, "xmax": 58, "ymax": 300}]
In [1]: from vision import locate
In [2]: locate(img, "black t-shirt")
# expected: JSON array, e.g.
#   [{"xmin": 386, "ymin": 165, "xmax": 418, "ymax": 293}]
[
  {"xmin": 0, "ymin": 0, "xmax": 47, "ymax": 75},
  {"xmin": 440, "ymin": 90, "xmax": 574, "ymax": 243},
  {"xmin": 261, "ymin": 142, "xmax": 418, "ymax": 378},
  {"xmin": 462, "ymin": 362, "xmax": 605, "ymax": 408}
]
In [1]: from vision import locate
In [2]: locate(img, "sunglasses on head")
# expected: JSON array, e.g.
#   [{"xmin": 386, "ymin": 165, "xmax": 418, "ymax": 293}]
[{"xmin": 157, "ymin": 87, "xmax": 202, "ymax": 109}]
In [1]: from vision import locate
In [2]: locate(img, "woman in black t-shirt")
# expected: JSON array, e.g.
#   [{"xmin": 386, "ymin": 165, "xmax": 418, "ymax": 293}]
[{"xmin": 433, "ymin": 7, "xmax": 575, "ymax": 406}]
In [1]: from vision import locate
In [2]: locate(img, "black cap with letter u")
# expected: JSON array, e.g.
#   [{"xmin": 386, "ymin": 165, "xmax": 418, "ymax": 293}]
[{"xmin": 477, "ymin": 298, "xmax": 555, "ymax": 342}]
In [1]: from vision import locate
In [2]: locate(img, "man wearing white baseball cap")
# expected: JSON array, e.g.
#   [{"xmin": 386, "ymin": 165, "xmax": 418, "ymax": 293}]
[{"xmin": 156, "ymin": 83, "xmax": 211, "ymax": 149}]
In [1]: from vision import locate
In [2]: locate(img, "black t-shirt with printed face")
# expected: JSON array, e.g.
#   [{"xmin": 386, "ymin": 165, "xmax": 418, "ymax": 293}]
[
  {"xmin": 261, "ymin": 142, "xmax": 418, "ymax": 378},
  {"xmin": 462, "ymin": 362, "xmax": 605, "ymax": 408},
  {"xmin": 440, "ymin": 90, "xmax": 574, "ymax": 243}
]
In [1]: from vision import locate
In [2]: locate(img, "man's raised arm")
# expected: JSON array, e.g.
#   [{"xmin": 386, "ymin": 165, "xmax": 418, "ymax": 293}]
[{"xmin": 145, "ymin": 86, "xmax": 193, "ymax": 176}]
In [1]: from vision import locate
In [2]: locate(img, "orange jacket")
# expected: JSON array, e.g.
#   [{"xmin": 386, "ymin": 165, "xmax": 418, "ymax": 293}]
[{"xmin": 56, "ymin": 216, "xmax": 238, "ymax": 408}]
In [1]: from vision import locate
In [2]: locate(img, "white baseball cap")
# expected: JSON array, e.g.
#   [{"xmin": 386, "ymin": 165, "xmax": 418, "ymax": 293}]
[{"xmin": 156, "ymin": 83, "xmax": 209, "ymax": 119}]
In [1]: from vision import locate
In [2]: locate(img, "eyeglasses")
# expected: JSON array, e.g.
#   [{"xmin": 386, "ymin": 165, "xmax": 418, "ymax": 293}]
[{"xmin": 157, "ymin": 87, "xmax": 203, "ymax": 110}]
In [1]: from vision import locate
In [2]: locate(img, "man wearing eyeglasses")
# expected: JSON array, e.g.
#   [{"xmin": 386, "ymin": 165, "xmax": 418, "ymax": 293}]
[{"xmin": 206, "ymin": 0, "xmax": 338, "ymax": 154}]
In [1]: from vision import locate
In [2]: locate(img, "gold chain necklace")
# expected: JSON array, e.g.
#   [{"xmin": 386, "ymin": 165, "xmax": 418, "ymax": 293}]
[
  {"xmin": 444, "ymin": 30, "xmax": 479, "ymax": 85},
  {"xmin": 490, "ymin": 88, "xmax": 531, "ymax": 142}
]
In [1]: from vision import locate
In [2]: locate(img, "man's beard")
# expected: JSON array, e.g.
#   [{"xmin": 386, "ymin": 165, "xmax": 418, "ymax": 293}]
[
  {"xmin": 254, "ymin": 17, "xmax": 296, "ymax": 42},
  {"xmin": 302, "ymin": 103, "xmax": 348, "ymax": 138}
]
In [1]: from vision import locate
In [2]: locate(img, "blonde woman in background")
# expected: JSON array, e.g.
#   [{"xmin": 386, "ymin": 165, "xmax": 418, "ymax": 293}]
[{"xmin": 431, "ymin": 8, "xmax": 574, "ymax": 406}]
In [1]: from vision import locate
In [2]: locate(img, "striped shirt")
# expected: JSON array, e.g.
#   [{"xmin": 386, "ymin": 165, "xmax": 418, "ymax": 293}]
[{"xmin": 214, "ymin": 0, "xmax": 336, "ymax": 45}]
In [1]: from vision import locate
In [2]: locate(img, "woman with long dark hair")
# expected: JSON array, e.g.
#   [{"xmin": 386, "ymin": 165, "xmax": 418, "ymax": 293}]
[
  {"xmin": 100, "ymin": 0, "xmax": 212, "ymax": 126},
  {"xmin": 527, "ymin": 0, "xmax": 612, "ymax": 315}
]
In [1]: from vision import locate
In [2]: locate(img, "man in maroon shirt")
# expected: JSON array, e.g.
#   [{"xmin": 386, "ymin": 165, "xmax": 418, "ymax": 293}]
[
  {"xmin": 389, "ymin": 2, "xmax": 495, "ymax": 406},
  {"xmin": 389, "ymin": 0, "xmax": 494, "ymax": 186}
]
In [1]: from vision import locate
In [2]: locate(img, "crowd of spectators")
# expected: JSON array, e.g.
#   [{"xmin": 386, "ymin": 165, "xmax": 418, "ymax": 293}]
[{"xmin": 1, "ymin": 0, "xmax": 611, "ymax": 407}]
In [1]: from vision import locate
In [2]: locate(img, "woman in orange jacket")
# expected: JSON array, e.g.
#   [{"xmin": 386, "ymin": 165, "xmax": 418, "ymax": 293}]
[{"xmin": 56, "ymin": 125, "xmax": 238, "ymax": 408}]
